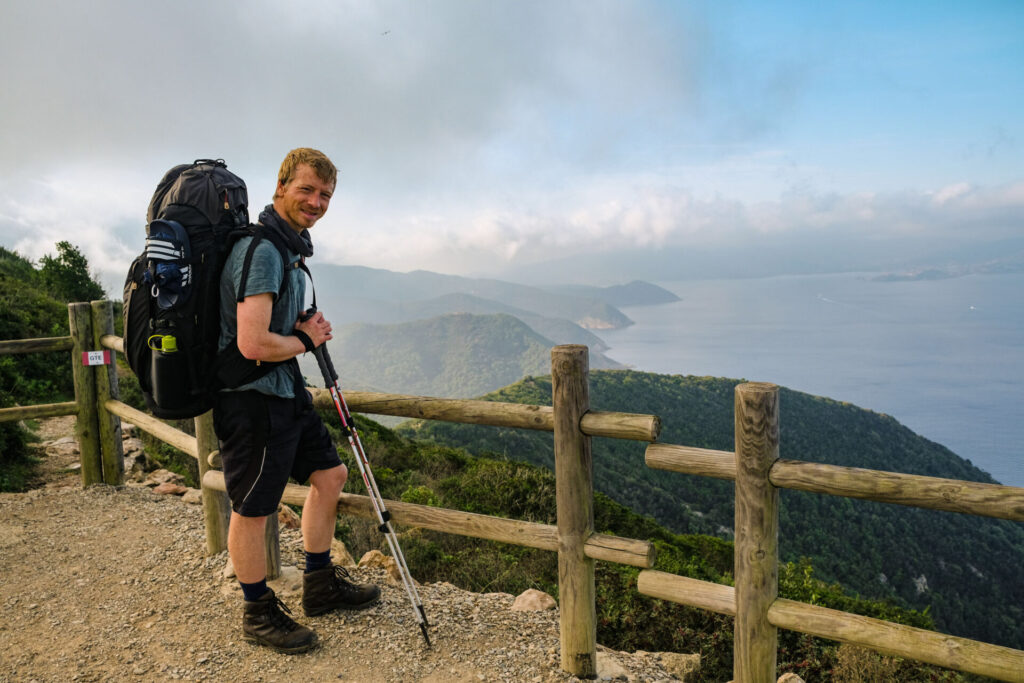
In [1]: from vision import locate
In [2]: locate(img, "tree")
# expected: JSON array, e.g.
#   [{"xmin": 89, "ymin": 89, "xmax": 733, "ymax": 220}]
[{"xmin": 38, "ymin": 241, "xmax": 105, "ymax": 303}]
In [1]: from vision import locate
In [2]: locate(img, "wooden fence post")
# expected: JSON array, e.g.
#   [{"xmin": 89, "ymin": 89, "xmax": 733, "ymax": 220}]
[
  {"xmin": 68, "ymin": 303, "xmax": 102, "ymax": 486},
  {"xmin": 265, "ymin": 515, "xmax": 282, "ymax": 581},
  {"xmin": 734, "ymin": 382, "xmax": 781, "ymax": 683},
  {"xmin": 551, "ymin": 344, "xmax": 596, "ymax": 679},
  {"xmin": 90, "ymin": 300, "xmax": 124, "ymax": 485},
  {"xmin": 194, "ymin": 411, "xmax": 231, "ymax": 555}
]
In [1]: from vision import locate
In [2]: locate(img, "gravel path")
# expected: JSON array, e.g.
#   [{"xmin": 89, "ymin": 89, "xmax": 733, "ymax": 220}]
[{"xmin": 0, "ymin": 418, "xmax": 687, "ymax": 682}]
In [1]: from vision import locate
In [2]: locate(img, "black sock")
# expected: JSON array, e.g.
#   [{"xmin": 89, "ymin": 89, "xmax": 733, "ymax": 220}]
[
  {"xmin": 240, "ymin": 579, "xmax": 269, "ymax": 602},
  {"xmin": 305, "ymin": 550, "xmax": 331, "ymax": 573}
]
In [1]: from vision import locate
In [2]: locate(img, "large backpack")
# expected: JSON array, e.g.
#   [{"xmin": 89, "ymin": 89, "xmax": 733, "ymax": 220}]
[
  {"xmin": 121, "ymin": 160, "xmax": 249, "ymax": 419},
  {"xmin": 124, "ymin": 159, "xmax": 311, "ymax": 419}
]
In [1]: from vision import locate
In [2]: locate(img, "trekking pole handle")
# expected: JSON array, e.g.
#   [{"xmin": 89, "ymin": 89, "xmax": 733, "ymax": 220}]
[
  {"xmin": 319, "ymin": 343, "xmax": 340, "ymax": 383},
  {"xmin": 301, "ymin": 307, "xmax": 340, "ymax": 384},
  {"xmin": 312, "ymin": 346, "xmax": 336, "ymax": 386}
]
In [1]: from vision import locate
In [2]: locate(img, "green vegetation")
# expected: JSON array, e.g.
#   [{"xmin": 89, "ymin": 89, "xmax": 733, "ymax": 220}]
[
  {"xmin": 322, "ymin": 312, "xmax": 619, "ymax": 398},
  {"xmin": 0, "ymin": 244, "xmax": 105, "ymax": 490},
  {"xmin": 399, "ymin": 371, "xmax": 1024, "ymax": 651},
  {"xmin": 332, "ymin": 413, "xmax": 960, "ymax": 682}
]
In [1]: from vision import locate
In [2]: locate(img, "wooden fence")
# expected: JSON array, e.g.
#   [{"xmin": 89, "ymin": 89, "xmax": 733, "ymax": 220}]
[{"xmin": 2, "ymin": 300, "xmax": 1023, "ymax": 682}]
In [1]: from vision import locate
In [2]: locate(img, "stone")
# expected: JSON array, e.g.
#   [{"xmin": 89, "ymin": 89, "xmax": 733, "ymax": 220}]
[
  {"xmin": 511, "ymin": 589, "xmax": 556, "ymax": 612},
  {"xmin": 278, "ymin": 505, "xmax": 301, "ymax": 529},
  {"xmin": 777, "ymin": 674, "xmax": 805, "ymax": 683},
  {"xmin": 181, "ymin": 488, "xmax": 202, "ymax": 505},
  {"xmin": 269, "ymin": 565, "xmax": 303, "ymax": 596},
  {"xmin": 358, "ymin": 550, "xmax": 387, "ymax": 568},
  {"xmin": 659, "ymin": 652, "xmax": 701, "ymax": 680},
  {"xmin": 595, "ymin": 651, "xmax": 628, "ymax": 680},
  {"xmin": 144, "ymin": 469, "xmax": 184, "ymax": 487},
  {"xmin": 358, "ymin": 549, "xmax": 415, "ymax": 585},
  {"xmin": 152, "ymin": 482, "xmax": 188, "ymax": 496},
  {"xmin": 331, "ymin": 537, "xmax": 356, "ymax": 568}
]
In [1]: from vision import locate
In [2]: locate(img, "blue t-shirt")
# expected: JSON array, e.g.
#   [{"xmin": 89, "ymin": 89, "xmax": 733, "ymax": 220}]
[{"xmin": 218, "ymin": 236, "xmax": 306, "ymax": 398}]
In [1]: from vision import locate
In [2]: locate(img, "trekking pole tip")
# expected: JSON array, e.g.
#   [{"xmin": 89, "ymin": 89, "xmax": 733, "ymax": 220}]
[{"xmin": 420, "ymin": 623, "xmax": 431, "ymax": 648}]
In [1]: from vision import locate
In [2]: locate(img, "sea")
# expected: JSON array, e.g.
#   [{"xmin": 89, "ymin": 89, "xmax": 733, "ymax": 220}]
[{"xmin": 600, "ymin": 272, "xmax": 1024, "ymax": 488}]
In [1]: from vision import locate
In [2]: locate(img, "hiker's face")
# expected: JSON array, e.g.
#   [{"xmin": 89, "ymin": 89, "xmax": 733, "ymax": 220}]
[{"xmin": 275, "ymin": 163, "xmax": 334, "ymax": 232}]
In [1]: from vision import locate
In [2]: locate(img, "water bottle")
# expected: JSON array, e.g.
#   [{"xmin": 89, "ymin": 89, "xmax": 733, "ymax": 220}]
[{"xmin": 149, "ymin": 334, "xmax": 188, "ymax": 408}]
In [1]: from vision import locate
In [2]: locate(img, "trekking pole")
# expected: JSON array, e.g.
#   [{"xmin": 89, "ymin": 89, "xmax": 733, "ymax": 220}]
[{"xmin": 303, "ymin": 313, "xmax": 431, "ymax": 647}]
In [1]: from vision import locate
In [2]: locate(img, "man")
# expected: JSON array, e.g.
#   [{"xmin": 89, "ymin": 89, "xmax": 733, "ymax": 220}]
[{"xmin": 214, "ymin": 148, "xmax": 379, "ymax": 653}]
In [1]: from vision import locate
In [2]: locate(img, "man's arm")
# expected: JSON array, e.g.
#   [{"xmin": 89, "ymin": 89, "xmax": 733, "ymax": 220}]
[{"xmin": 236, "ymin": 293, "xmax": 332, "ymax": 362}]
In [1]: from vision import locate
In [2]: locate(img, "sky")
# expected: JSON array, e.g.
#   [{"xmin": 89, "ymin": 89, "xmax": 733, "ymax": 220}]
[{"xmin": 1, "ymin": 0, "xmax": 1022, "ymax": 290}]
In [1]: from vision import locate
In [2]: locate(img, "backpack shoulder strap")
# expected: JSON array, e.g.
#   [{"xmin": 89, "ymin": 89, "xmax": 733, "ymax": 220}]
[{"xmin": 239, "ymin": 222, "xmax": 317, "ymax": 310}]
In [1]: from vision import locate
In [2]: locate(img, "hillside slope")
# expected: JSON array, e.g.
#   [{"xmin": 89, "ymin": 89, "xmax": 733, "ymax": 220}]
[
  {"xmin": 305, "ymin": 312, "xmax": 621, "ymax": 397},
  {"xmin": 398, "ymin": 371, "xmax": 1024, "ymax": 650}
]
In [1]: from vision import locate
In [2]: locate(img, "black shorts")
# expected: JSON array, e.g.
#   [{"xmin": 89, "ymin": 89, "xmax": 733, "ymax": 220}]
[{"xmin": 213, "ymin": 389, "xmax": 342, "ymax": 517}]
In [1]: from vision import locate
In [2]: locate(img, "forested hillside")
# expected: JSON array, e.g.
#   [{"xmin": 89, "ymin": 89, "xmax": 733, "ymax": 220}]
[
  {"xmin": 305, "ymin": 312, "xmax": 621, "ymax": 397},
  {"xmin": 398, "ymin": 371, "xmax": 1024, "ymax": 650},
  {"xmin": 0, "ymin": 244, "xmax": 105, "ymax": 490}
]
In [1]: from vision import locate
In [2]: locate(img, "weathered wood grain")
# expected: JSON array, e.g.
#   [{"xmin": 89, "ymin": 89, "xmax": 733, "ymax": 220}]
[
  {"xmin": 91, "ymin": 301, "xmax": 123, "ymax": 485},
  {"xmin": 0, "ymin": 336, "xmax": 73, "ymax": 355},
  {"xmin": 69, "ymin": 303, "xmax": 102, "ymax": 486},
  {"xmin": 637, "ymin": 570, "xmax": 735, "ymax": 616},
  {"xmin": 551, "ymin": 345, "xmax": 597, "ymax": 679},
  {"xmin": 645, "ymin": 443, "xmax": 735, "ymax": 479},
  {"xmin": 104, "ymin": 399, "xmax": 198, "ymax": 459},
  {"xmin": 770, "ymin": 459, "xmax": 1024, "ymax": 522},
  {"xmin": 194, "ymin": 411, "xmax": 230, "ymax": 555},
  {"xmin": 769, "ymin": 598, "xmax": 1024, "ymax": 683},
  {"xmin": 733, "ymin": 382, "xmax": 780, "ymax": 683},
  {"xmin": 0, "ymin": 401, "xmax": 78, "ymax": 423},
  {"xmin": 309, "ymin": 388, "xmax": 660, "ymax": 441}
]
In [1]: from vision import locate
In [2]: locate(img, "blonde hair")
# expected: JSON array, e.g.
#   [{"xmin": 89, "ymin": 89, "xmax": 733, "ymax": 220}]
[{"xmin": 275, "ymin": 148, "xmax": 337, "ymax": 198}]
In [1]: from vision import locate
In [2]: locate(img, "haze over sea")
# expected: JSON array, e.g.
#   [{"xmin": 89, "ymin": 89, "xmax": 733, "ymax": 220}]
[{"xmin": 600, "ymin": 272, "xmax": 1024, "ymax": 488}]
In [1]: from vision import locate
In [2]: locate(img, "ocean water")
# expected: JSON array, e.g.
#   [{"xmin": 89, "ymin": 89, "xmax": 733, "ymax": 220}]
[{"xmin": 600, "ymin": 272, "xmax": 1024, "ymax": 488}]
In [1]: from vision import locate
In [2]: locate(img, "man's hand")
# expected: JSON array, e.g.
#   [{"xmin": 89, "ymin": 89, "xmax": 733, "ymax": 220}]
[
  {"xmin": 237, "ymin": 293, "xmax": 331, "ymax": 362},
  {"xmin": 295, "ymin": 309, "xmax": 332, "ymax": 348}
]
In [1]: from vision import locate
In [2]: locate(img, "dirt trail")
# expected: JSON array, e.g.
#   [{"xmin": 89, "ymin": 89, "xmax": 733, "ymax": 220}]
[{"xmin": 0, "ymin": 417, "xmax": 687, "ymax": 682}]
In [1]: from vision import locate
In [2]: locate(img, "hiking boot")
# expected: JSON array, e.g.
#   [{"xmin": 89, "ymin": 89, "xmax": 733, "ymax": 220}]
[
  {"xmin": 243, "ymin": 589, "xmax": 318, "ymax": 654},
  {"xmin": 303, "ymin": 565, "xmax": 381, "ymax": 616}
]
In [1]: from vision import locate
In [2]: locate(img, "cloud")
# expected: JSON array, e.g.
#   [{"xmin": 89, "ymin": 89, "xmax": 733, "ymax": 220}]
[
  {"xmin": 1, "ymin": 2, "xmax": 1021, "ymax": 285},
  {"xmin": 308, "ymin": 177, "xmax": 1024, "ymax": 275},
  {"xmin": 0, "ymin": 0, "xmax": 703, "ymax": 191}
]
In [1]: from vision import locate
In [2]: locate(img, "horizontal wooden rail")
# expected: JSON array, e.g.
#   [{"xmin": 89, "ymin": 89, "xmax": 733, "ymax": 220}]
[
  {"xmin": 202, "ymin": 470, "xmax": 655, "ymax": 568},
  {"xmin": 637, "ymin": 570, "xmax": 1024, "ymax": 683},
  {"xmin": 769, "ymin": 597, "xmax": 1024, "ymax": 683},
  {"xmin": 310, "ymin": 388, "xmax": 661, "ymax": 441},
  {"xmin": 645, "ymin": 443, "xmax": 734, "ymax": 480},
  {"xmin": 638, "ymin": 569, "xmax": 735, "ymax": 616},
  {"xmin": 94, "ymin": 335, "xmax": 661, "ymax": 441},
  {"xmin": 770, "ymin": 459, "xmax": 1024, "ymax": 522},
  {"xmin": 0, "ymin": 401, "xmax": 78, "ymax": 424},
  {"xmin": 0, "ymin": 336, "xmax": 74, "ymax": 355},
  {"xmin": 99, "ymin": 334, "xmax": 123, "ymax": 353},
  {"xmin": 104, "ymin": 399, "xmax": 198, "ymax": 459},
  {"xmin": 645, "ymin": 443, "xmax": 1024, "ymax": 522}
]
